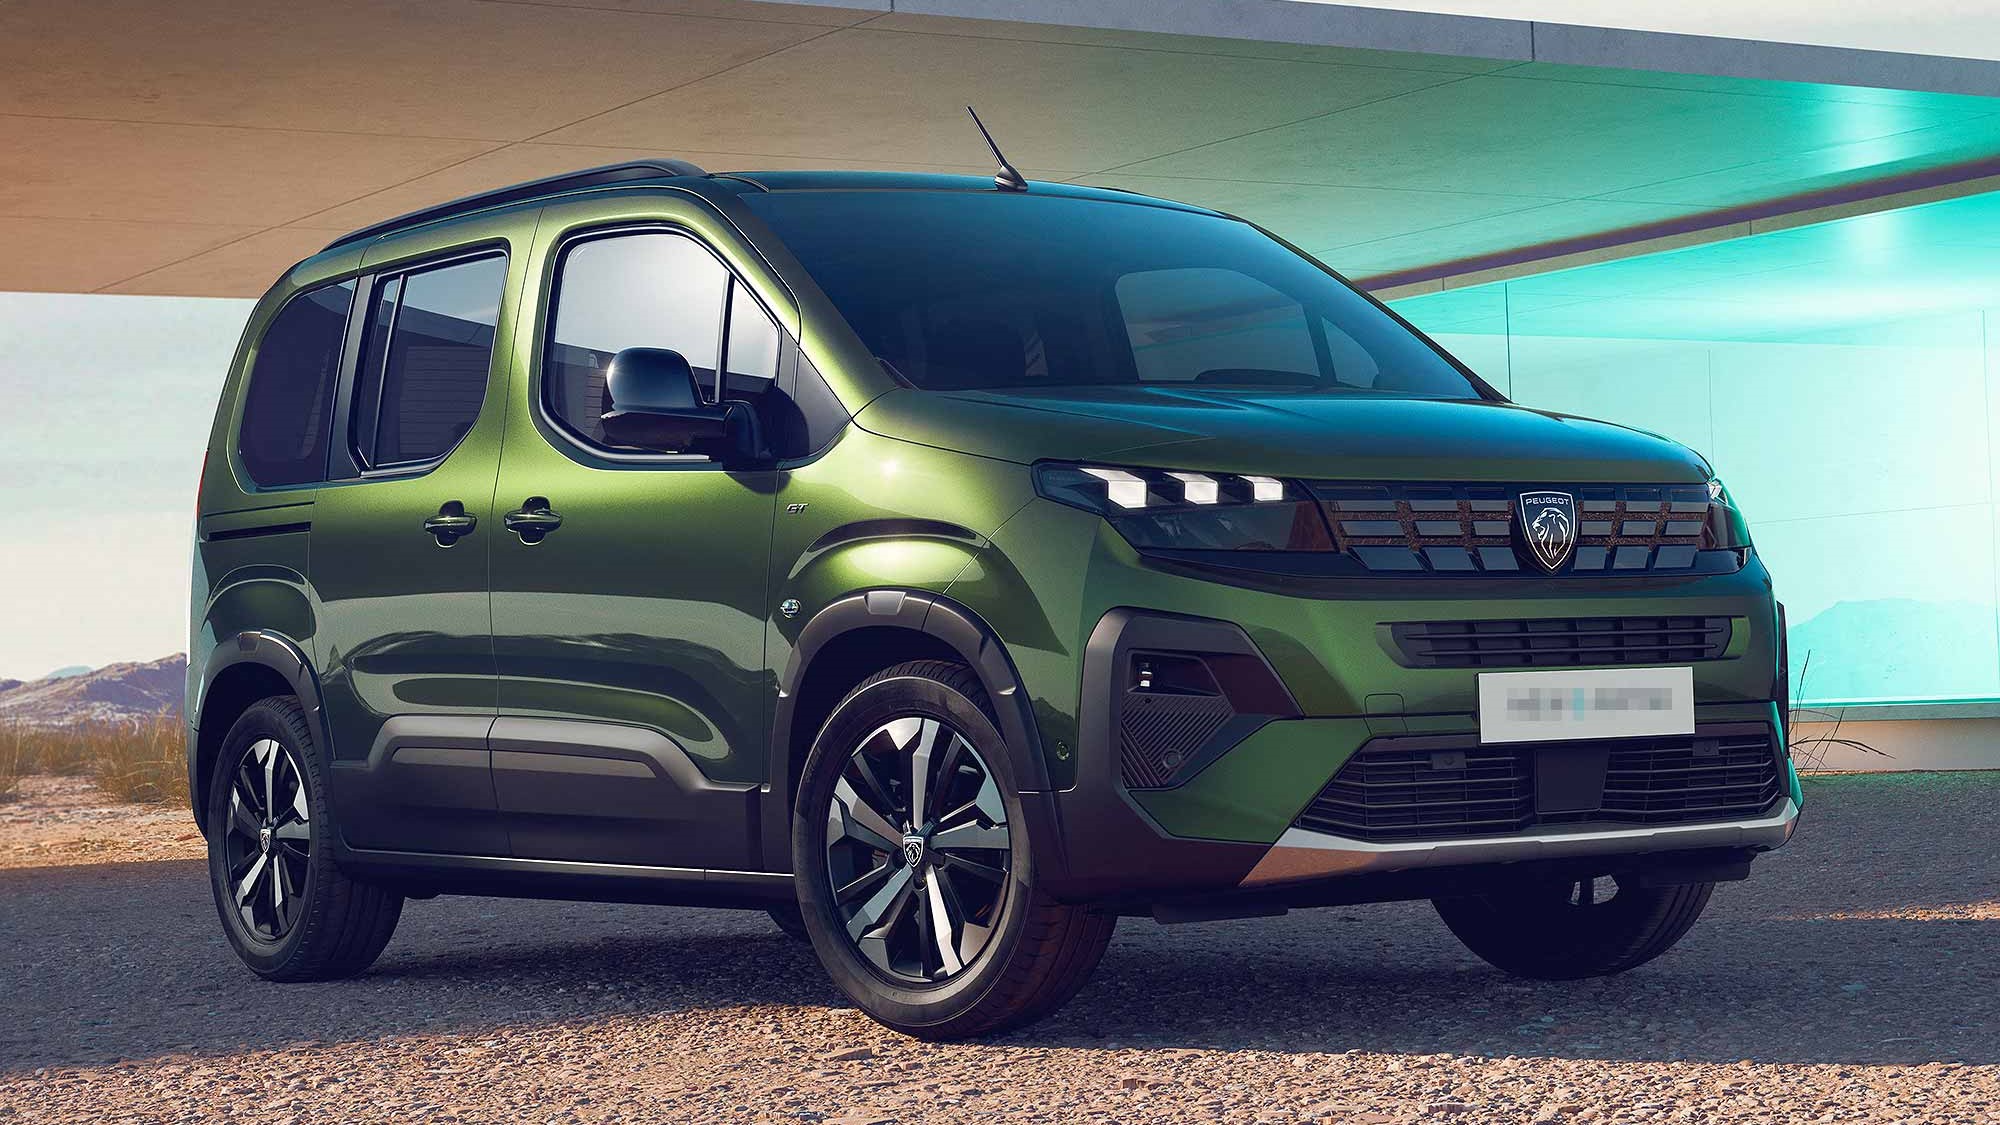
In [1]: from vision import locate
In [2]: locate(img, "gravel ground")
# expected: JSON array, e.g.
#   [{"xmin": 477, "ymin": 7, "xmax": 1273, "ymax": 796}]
[
  {"xmin": 1, "ymin": 772, "xmax": 1996, "ymax": 1123},
  {"xmin": 0, "ymin": 775, "xmax": 204, "ymax": 870}
]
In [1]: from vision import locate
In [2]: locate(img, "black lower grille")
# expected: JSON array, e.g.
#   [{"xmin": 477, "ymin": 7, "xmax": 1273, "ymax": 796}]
[
  {"xmin": 1595, "ymin": 731, "xmax": 1785, "ymax": 824},
  {"xmin": 1119, "ymin": 690, "xmax": 1234, "ymax": 789},
  {"xmin": 1298, "ymin": 741, "xmax": 1532, "ymax": 840},
  {"xmin": 1297, "ymin": 723, "xmax": 1783, "ymax": 843},
  {"xmin": 1389, "ymin": 616, "xmax": 1732, "ymax": 668}
]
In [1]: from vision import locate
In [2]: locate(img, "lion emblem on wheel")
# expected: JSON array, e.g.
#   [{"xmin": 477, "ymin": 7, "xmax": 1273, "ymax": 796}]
[{"xmin": 1517, "ymin": 491, "xmax": 1578, "ymax": 571}]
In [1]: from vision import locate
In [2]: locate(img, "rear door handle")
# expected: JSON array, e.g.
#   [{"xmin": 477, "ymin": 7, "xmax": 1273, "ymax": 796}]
[
  {"xmin": 504, "ymin": 497, "xmax": 563, "ymax": 544},
  {"xmin": 422, "ymin": 501, "xmax": 477, "ymax": 546}
]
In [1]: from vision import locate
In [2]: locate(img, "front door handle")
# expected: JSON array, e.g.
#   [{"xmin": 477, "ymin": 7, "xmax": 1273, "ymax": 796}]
[
  {"xmin": 422, "ymin": 501, "xmax": 477, "ymax": 546},
  {"xmin": 504, "ymin": 497, "xmax": 564, "ymax": 544}
]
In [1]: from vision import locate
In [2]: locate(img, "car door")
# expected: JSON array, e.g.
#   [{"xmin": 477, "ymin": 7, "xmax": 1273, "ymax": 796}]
[
  {"xmin": 313, "ymin": 239, "xmax": 523, "ymax": 857},
  {"xmin": 488, "ymin": 216, "xmax": 781, "ymax": 869}
]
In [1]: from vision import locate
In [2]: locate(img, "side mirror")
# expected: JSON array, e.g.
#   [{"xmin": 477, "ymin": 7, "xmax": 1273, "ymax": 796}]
[{"xmin": 600, "ymin": 347, "xmax": 755, "ymax": 463}]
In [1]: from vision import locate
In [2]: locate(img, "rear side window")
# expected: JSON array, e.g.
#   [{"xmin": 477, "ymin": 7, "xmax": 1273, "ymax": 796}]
[
  {"xmin": 352, "ymin": 254, "xmax": 507, "ymax": 469},
  {"xmin": 237, "ymin": 280, "xmax": 354, "ymax": 487}
]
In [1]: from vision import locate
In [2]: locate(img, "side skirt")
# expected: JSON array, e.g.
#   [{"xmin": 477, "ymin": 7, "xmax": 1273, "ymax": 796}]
[{"xmin": 334, "ymin": 846, "xmax": 794, "ymax": 909}]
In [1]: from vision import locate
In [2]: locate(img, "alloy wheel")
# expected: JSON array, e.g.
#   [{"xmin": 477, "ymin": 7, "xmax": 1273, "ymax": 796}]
[
  {"xmin": 824, "ymin": 715, "xmax": 1013, "ymax": 986},
  {"xmin": 1567, "ymin": 876, "xmax": 1620, "ymax": 907},
  {"xmin": 221, "ymin": 737, "xmax": 312, "ymax": 942}
]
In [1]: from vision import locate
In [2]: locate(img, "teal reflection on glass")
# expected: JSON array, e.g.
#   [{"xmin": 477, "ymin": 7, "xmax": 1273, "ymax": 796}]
[{"xmin": 1394, "ymin": 190, "xmax": 2000, "ymax": 705}]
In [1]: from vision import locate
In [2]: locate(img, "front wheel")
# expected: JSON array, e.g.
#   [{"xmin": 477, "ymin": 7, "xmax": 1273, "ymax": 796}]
[
  {"xmin": 792, "ymin": 660, "xmax": 1114, "ymax": 1039},
  {"xmin": 1434, "ymin": 875, "xmax": 1714, "ymax": 980}
]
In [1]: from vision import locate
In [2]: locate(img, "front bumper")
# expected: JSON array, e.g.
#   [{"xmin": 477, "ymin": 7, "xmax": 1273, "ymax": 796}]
[
  {"xmin": 974, "ymin": 503, "xmax": 1793, "ymax": 904},
  {"xmin": 1241, "ymin": 797, "xmax": 1798, "ymax": 887}
]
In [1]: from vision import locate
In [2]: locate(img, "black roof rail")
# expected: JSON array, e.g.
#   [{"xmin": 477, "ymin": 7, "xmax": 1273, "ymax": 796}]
[{"xmin": 321, "ymin": 158, "xmax": 709, "ymax": 253}]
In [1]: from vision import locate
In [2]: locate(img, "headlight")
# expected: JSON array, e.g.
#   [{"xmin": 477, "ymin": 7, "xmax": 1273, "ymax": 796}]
[
  {"xmin": 1704, "ymin": 476, "xmax": 1752, "ymax": 549},
  {"xmin": 1034, "ymin": 462, "xmax": 1334, "ymax": 551}
]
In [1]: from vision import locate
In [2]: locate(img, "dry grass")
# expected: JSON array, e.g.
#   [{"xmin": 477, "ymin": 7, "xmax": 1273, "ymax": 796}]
[
  {"xmin": 0, "ymin": 732, "xmax": 21, "ymax": 803},
  {"xmin": 1786, "ymin": 650, "xmax": 1888, "ymax": 774},
  {"xmin": 0, "ymin": 716, "xmax": 186, "ymax": 806}
]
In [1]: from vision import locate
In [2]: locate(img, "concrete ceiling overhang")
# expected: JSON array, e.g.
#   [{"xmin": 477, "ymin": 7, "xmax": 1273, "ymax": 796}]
[{"xmin": 6, "ymin": 0, "xmax": 2000, "ymax": 298}]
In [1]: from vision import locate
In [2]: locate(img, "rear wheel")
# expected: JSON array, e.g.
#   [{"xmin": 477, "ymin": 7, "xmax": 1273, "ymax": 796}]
[
  {"xmin": 206, "ymin": 696, "xmax": 403, "ymax": 981},
  {"xmin": 1434, "ymin": 874, "xmax": 1714, "ymax": 980},
  {"xmin": 792, "ymin": 660, "xmax": 1114, "ymax": 1039}
]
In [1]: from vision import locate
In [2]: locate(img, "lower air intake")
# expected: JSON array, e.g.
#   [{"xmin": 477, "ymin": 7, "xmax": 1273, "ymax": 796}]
[{"xmin": 1296, "ymin": 722, "xmax": 1784, "ymax": 843}]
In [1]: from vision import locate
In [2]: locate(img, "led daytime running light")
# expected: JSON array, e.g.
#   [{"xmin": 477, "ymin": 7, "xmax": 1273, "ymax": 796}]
[
  {"xmin": 1166, "ymin": 471, "xmax": 1220, "ymax": 505},
  {"xmin": 1081, "ymin": 467, "xmax": 1150, "ymax": 509}
]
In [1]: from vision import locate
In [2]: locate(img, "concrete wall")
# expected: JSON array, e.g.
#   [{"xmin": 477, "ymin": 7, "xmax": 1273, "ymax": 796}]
[{"xmin": 1791, "ymin": 713, "xmax": 2000, "ymax": 772}]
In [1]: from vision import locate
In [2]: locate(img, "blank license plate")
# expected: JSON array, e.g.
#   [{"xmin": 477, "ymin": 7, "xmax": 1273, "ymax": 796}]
[{"xmin": 1477, "ymin": 666, "xmax": 1694, "ymax": 744}]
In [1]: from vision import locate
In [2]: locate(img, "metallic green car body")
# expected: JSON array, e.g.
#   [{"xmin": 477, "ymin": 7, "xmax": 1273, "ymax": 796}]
[{"xmin": 189, "ymin": 167, "xmax": 1796, "ymax": 911}]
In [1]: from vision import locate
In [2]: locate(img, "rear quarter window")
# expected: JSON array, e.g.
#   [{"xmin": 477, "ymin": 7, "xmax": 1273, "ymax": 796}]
[
  {"xmin": 351, "ymin": 254, "xmax": 507, "ymax": 469},
  {"xmin": 237, "ymin": 280, "xmax": 355, "ymax": 487}
]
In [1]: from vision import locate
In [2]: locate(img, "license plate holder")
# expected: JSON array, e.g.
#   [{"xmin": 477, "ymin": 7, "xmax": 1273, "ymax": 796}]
[
  {"xmin": 1478, "ymin": 666, "xmax": 1694, "ymax": 744},
  {"xmin": 1534, "ymin": 745, "xmax": 1611, "ymax": 815}
]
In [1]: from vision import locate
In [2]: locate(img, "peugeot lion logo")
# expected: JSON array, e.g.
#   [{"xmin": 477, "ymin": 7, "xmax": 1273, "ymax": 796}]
[
  {"xmin": 902, "ymin": 835, "xmax": 926, "ymax": 869},
  {"xmin": 1517, "ymin": 490, "xmax": 1578, "ymax": 572}
]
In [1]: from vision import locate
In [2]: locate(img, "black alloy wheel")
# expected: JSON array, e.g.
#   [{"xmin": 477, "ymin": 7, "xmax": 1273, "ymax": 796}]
[
  {"xmin": 826, "ymin": 714, "xmax": 1014, "ymax": 986},
  {"xmin": 207, "ymin": 696, "xmax": 404, "ymax": 981},
  {"xmin": 221, "ymin": 735, "xmax": 313, "ymax": 941},
  {"xmin": 792, "ymin": 660, "xmax": 1115, "ymax": 1039}
]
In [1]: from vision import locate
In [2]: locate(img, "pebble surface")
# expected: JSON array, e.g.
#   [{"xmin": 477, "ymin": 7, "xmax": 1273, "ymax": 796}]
[
  {"xmin": 0, "ymin": 772, "xmax": 1994, "ymax": 1123},
  {"xmin": 0, "ymin": 775, "xmax": 204, "ymax": 870}
]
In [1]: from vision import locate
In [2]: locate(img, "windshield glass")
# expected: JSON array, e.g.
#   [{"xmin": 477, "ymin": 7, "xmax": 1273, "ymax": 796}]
[{"xmin": 739, "ymin": 189, "xmax": 1490, "ymax": 399}]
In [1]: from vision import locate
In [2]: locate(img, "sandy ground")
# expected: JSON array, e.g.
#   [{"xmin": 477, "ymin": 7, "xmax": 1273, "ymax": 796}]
[
  {"xmin": 0, "ymin": 772, "xmax": 1995, "ymax": 1123},
  {"xmin": 0, "ymin": 775, "xmax": 204, "ymax": 869}
]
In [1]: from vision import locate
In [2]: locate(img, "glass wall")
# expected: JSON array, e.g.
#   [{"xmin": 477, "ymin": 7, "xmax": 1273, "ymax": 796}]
[{"xmin": 1392, "ymin": 192, "xmax": 2000, "ymax": 706}]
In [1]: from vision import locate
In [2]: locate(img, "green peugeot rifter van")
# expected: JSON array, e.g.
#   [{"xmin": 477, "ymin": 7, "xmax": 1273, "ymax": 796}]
[{"xmin": 189, "ymin": 158, "xmax": 1797, "ymax": 1039}]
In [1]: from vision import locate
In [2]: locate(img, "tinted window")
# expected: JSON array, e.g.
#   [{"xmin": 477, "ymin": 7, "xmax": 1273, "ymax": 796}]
[
  {"xmin": 1118, "ymin": 268, "xmax": 1318, "ymax": 384},
  {"xmin": 238, "ymin": 280, "xmax": 354, "ymax": 487},
  {"xmin": 547, "ymin": 234, "xmax": 726, "ymax": 447},
  {"xmin": 353, "ymin": 255, "xmax": 506, "ymax": 468},
  {"xmin": 740, "ymin": 190, "xmax": 1487, "ymax": 399}
]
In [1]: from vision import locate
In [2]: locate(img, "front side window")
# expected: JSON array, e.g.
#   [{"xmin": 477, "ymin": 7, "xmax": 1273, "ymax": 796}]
[
  {"xmin": 238, "ymin": 280, "xmax": 354, "ymax": 487},
  {"xmin": 545, "ymin": 231, "xmax": 779, "ymax": 451},
  {"xmin": 738, "ymin": 189, "xmax": 1490, "ymax": 399},
  {"xmin": 352, "ymin": 254, "xmax": 506, "ymax": 469}
]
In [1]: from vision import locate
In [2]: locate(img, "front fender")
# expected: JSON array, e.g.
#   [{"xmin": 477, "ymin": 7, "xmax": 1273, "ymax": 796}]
[{"xmin": 774, "ymin": 588, "xmax": 1048, "ymax": 794}]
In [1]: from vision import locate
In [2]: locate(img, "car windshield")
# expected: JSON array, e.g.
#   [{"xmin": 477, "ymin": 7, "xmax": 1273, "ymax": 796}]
[{"xmin": 739, "ymin": 188, "xmax": 1491, "ymax": 399}]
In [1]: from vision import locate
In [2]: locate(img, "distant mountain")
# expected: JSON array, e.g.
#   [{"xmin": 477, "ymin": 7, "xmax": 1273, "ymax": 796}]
[
  {"xmin": 0, "ymin": 655, "xmax": 186, "ymax": 726},
  {"xmin": 41, "ymin": 665, "xmax": 93, "ymax": 680}
]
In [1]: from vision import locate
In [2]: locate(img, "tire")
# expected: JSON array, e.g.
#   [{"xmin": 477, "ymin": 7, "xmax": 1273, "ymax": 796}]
[
  {"xmin": 1433, "ymin": 875, "xmax": 1714, "ymax": 980},
  {"xmin": 205, "ymin": 696, "xmax": 404, "ymax": 981},
  {"xmin": 792, "ymin": 660, "xmax": 1114, "ymax": 1039},
  {"xmin": 767, "ymin": 902, "xmax": 811, "ymax": 942}
]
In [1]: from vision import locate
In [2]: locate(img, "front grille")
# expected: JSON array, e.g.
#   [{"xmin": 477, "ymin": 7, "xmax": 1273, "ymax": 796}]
[
  {"xmin": 1389, "ymin": 616, "xmax": 1732, "ymax": 668},
  {"xmin": 1310, "ymin": 481, "xmax": 1712, "ymax": 575},
  {"xmin": 1296, "ymin": 724, "xmax": 1783, "ymax": 843}
]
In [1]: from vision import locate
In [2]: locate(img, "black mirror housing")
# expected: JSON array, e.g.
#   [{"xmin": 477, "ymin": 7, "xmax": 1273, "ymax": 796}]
[{"xmin": 600, "ymin": 347, "xmax": 756, "ymax": 463}]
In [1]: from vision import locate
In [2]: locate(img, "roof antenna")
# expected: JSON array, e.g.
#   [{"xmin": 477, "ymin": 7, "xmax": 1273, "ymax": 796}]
[{"xmin": 967, "ymin": 106, "xmax": 1028, "ymax": 193}]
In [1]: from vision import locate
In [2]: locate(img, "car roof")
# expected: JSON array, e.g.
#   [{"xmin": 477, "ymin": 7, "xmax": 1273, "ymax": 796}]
[{"xmin": 320, "ymin": 161, "xmax": 1225, "ymax": 253}]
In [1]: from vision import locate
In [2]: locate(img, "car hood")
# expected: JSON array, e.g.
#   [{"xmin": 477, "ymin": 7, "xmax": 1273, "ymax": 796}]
[{"xmin": 853, "ymin": 386, "xmax": 1710, "ymax": 483}]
